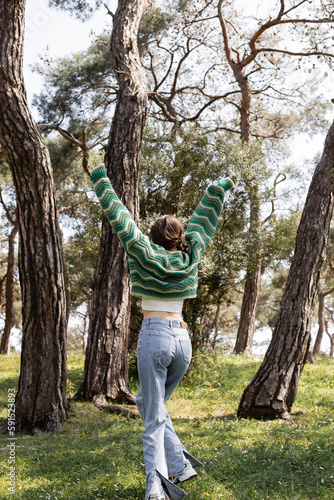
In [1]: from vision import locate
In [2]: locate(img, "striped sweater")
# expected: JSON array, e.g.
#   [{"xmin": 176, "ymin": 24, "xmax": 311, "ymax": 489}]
[{"xmin": 91, "ymin": 164, "xmax": 233, "ymax": 300}]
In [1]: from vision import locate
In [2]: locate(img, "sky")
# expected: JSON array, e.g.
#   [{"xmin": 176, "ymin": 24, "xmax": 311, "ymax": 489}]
[{"xmin": 24, "ymin": 0, "xmax": 117, "ymax": 105}]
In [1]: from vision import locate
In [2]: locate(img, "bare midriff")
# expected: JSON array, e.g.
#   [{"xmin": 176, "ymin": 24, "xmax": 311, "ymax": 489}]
[{"xmin": 142, "ymin": 310, "xmax": 183, "ymax": 321}]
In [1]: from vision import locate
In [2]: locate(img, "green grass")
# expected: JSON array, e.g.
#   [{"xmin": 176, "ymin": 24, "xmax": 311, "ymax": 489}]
[{"xmin": 0, "ymin": 352, "xmax": 333, "ymax": 500}]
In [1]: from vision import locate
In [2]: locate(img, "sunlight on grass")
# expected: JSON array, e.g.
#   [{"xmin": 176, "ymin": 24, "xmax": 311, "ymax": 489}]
[{"xmin": 0, "ymin": 352, "xmax": 333, "ymax": 499}]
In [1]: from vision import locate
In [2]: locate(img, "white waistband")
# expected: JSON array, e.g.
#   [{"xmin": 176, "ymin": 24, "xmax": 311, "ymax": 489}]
[{"xmin": 141, "ymin": 298, "xmax": 184, "ymax": 313}]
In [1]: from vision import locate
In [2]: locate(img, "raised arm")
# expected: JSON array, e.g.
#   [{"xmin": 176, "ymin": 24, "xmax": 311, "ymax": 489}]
[
  {"xmin": 90, "ymin": 164, "xmax": 144, "ymax": 253},
  {"xmin": 185, "ymin": 178, "xmax": 233, "ymax": 257}
]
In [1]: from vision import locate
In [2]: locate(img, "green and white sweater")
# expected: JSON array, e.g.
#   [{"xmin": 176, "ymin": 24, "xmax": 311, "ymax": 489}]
[{"xmin": 91, "ymin": 164, "xmax": 233, "ymax": 300}]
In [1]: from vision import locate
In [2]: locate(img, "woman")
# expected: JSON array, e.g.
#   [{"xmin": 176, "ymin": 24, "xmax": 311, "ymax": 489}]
[{"xmin": 90, "ymin": 163, "xmax": 233, "ymax": 500}]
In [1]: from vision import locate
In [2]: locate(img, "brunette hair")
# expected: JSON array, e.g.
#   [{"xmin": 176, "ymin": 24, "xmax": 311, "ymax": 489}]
[{"xmin": 149, "ymin": 215, "xmax": 188, "ymax": 252}]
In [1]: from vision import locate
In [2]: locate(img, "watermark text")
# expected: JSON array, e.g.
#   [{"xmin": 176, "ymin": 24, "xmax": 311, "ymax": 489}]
[{"xmin": 7, "ymin": 388, "xmax": 16, "ymax": 495}]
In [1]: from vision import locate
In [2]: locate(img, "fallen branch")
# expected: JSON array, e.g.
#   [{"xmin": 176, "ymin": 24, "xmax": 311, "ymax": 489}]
[{"xmin": 93, "ymin": 395, "xmax": 140, "ymax": 419}]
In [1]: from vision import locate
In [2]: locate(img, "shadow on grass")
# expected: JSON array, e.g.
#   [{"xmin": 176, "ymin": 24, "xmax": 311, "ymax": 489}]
[
  {"xmin": 172, "ymin": 413, "xmax": 237, "ymax": 424},
  {"xmin": 1, "ymin": 401, "xmax": 333, "ymax": 500}
]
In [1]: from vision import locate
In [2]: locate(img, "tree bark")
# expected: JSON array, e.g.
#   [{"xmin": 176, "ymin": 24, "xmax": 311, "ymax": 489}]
[
  {"xmin": 58, "ymin": 228, "xmax": 71, "ymax": 324},
  {"xmin": 212, "ymin": 303, "xmax": 221, "ymax": 349},
  {"xmin": 313, "ymin": 288, "xmax": 325, "ymax": 357},
  {"xmin": 232, "ymin": 78, "xmax": 263, "ymax": 355},
  {"xmin": 313, "ymin": 284, "xmax": 334, "ymax": 357},
  {"xmin": 326, "ymin": 328, "xmax": 334, "ymax": 358},
  {"xmin": 0, "ymin": 275, "xmax": 5, "ymax": 316},
  {"xmin": 235, "ymin": 71, "xmax": 252, "ymax": 144},
  {"xmin": 234, "ymin": 192, "xmax": 262, "ymax": 354},
  {"xmin": 128, "ymin": 297, "xmax": 143, "ymax": 352},
  {"xmin": 0, "ymin": 0, "xmax": 69, "ymax": 433},
  {"xmin": 75, "ymin": 0, "xmax": 153, "ymax": 404},
  {"xmin": 218, "ymin": 1, "xmax": 262, "ymax": 354},
  {"xmin": 238, "ymin": 120, "xmax": 334, "ymax": 419},
  {"xmin": 0, "ymin": 223, "xmax": 18, "ymax": 354}
]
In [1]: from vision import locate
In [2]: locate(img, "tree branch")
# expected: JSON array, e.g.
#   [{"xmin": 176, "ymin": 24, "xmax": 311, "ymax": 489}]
[
  {"xmin": 262, "ymin": 172, "xmax": 287, "ymax": 225},
  {"xmin": 324, "ymin": 319, "xmax": 333, "ymax": 341},
  {"xmin": 147, "ymin": 49, "xmax": 158, "ymax": 89},
  {"xmin": 0, "ymin": 190, "xmax": 15, "ymax": 225},
  {"xmin": 218, "ymin": 0, "xmax": 234, "ymax": 66},
  {"xmin": 40, "ymin": 123, "xmax": 83, "ymax": 148},
  {"xmin": 325, "ymin": 305, "xmax": 334, "ymax": 321},
  {"xmin": 247, "ymin": 1, "xmax": 286, "ymax": 58},
  {"xmin": 155, "ymin": 44, "xmax": 174, "ymax": 91},
  {"xmin": 323, "ymin": 287, "xmax": 334, "ymax": 297},
  {"xmin": 203, "ymin": 126, "xmax": 242, "ymax": 136},
  {"xmin": 171, "ymin": 36, "xmax": 203, "ymax": 98},
  {"xmin": 148, "ymin": 93, "xmax": 180, "ymax": 123},
  {"xmin": 184, "ymin": 95, "xmax": 230, "ymax": 122},
  {"xmin": 257, "ymin": 48, "xmax": 334, "ymax": 58},
  {"xmin": 238, "ymin": 0, "xmax": 333, "ymax": 70},
  {"xmin": 278, "ymin": 18, "xmax": 334, "ymax": 25},
  {"xmin": 283, "ymin": 0, "xmax": 308, "ymax": 18},
  {"xmin": 104, "ymin": 3, "xmax": 114, "ymax": 18},
  {"xmin": 184, "ymin": 14, "xmax": 218, "ymax": 26}
]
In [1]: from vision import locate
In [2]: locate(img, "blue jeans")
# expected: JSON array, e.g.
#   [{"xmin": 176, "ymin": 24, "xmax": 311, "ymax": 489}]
[{"xmin": 136, "ymin": 318, "xmax": 201, "ymax": 499}]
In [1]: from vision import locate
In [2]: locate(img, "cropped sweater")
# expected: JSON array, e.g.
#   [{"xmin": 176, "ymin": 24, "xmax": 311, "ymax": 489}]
[{"xmin": 91, "ymin": 164, "xmax": 233, "ymax": 300}]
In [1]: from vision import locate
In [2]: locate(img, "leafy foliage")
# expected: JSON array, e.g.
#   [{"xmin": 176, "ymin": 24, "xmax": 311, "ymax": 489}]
[
  {"xmin": 33, "ymin": 31, "xmax": 115, "ymax": 129},
  {"xmin": 47, "ymin": 135, "xmax": 103, "ymax": 310},
  {"xmin": 48, "ymin": 0, "xmax": 103, "ymax": 20},
  {"xmin": 262, "ymin": 211, "xmax": 301, "ymax": 270},
  {"xmin": 138, "ymin": 7, "xmax": 174, "ymax": 55},
  {"xmin": 256, "ymin": 268, "xmax": 289, "ymax": 329}
]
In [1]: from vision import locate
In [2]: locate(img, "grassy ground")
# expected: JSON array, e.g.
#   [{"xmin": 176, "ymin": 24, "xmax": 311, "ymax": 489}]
[{"xmin": 0, "ymin": 352, "xmax": 333, "ymax": 500}]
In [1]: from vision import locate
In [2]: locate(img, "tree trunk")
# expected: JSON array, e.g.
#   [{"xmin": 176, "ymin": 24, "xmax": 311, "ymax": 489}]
[
  {"xmin": 212, "ymin": 303, "xmax": 221, "ymax": 349},
  {"xmin": 235, "ymin": 70, "xmax": 251, "ymax": 144},
  {"xmin": 324, "ymin": 320, "xmax": 334, "ymax": 358},
  {"xmin": 0, "ymin": 0, "xmax": 69, "ymax": 433},
  {"xmin": 0, "ymin": 275, "xmax": 5, "ymax": 316},
  {"xmin": 218, "ymin": 4, "xmax": 262, "ymax": 354},
  {"xmin": 128, "ymin": 297, "xmax": 143, "ymax": 352},
  {"xmin": 58, "ymin": 228, "xmax": 71, "ymax": 324},
  {"xmin": 218, "ymin": 1, "xmax": 266, "ymax": 355},
  {"xmin": 75, "ymin": 0, "xmax": 153, "ymax": 404},
  {"xmin": 238, "ymin": 120, "xmax": 334, "ymax": 419},
  {"xmin": 234, "ymin": 80, "xmax": 262, "ymax": 355},
  {"xmin": 312, "ymin": 284, "xmax": 334, "ymax": 357},
  {"xmin": 234, "ymin": 189, "xmax": 262, "ymax": 355},
  {"xmin": 313, "ymin": 288, "xmax": 325, "ymax": 357},
  {"xmin": 0, "ymin": 223, "xmax": 18, "ymax": 355}
]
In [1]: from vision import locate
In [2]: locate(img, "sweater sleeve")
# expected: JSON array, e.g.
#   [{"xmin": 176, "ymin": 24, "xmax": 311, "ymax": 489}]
[
  {"xmin": 184, "ymin": 177, "xmax": 233, "ymax": 257},
  {"xmin": 90, "ymin": 164, "xmax": 144, "ymax": 253}
]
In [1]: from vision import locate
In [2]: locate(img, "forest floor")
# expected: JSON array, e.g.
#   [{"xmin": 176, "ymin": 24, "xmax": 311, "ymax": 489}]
[{"xmin": 0, "ymin": 352, "xmax": 333, "ymax": 500}]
